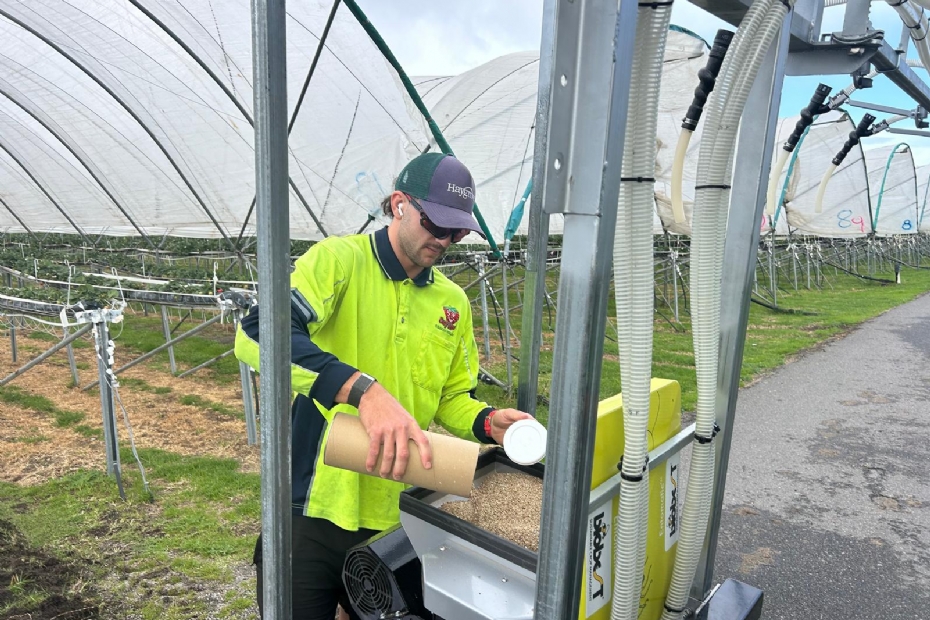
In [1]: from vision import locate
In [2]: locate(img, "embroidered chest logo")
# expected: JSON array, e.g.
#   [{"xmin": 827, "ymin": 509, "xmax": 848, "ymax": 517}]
[{"xmin": 438, "ymin": 306, "xmax": 460, "ymax": 331}]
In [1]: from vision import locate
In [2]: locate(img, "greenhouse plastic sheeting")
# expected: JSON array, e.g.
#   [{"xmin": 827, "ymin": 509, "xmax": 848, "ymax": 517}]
[
  {"xmin": 0, "ymin": 0, "xmax": 429, "ymax": 240},
  {"xmin": 770, "ymin": 111, "xmax": 872, "ymax": 238},
  {"xmin": 421, "ymin": 29, "xmax": 709, "ymax": 241},
  {"xmin": 916, "ymin": 164, "xmax": 930, "ymax": 232},
  {"xmin": 865, "ymin": 143, "xmax": 918, "ymax": 237}
]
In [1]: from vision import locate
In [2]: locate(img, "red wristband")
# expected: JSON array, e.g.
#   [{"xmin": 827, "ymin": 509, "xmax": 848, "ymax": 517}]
[{"xmin": 484, "ymin": 409, "xmax": 498, "ymax": 439}]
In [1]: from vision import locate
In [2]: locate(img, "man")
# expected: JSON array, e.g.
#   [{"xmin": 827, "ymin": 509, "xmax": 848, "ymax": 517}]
[{"xmin": 235, "ymin": 152, "xmax": 532, "ymax": 620}]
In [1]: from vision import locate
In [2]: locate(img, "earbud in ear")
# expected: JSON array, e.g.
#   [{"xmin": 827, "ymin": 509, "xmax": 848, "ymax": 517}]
[{"xmin": 398, "ymin": 206, "xmax": 404, "ymax": 217}]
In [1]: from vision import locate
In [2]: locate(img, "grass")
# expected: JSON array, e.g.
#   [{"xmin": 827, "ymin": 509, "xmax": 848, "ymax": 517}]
[
  {"xmin": 2, "ymin": 259, "xmax": 930, "ymax": 617},
  {"xmin": 119, "ymin": 376, "xmax": 173, "ymax": 394},
  {"xmin": 0, "ymin": 449, "xmax": 260, "ymax": 618},
  {"xmin": 0, "ymin": 386, "xmax": 85, "ymax": 428},
  {"xmin": 472, "ymin": 264, "xmax": 930, "ymax": 417},
  {"xmin": 113, "ymin": 314, "xmax": 239, "ymax": 384},
  {"xmin": 179, "ymin": 394, "xmax": 242, "ymax": 419}
]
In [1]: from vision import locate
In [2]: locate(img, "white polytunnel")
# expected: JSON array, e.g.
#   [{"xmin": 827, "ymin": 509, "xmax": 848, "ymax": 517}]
[
  {"xmin": 0, "ymin": 0, "xmax": 431, "ymax": 241},
  {"xmin": 417, "ymin": 51, "xmax": 540, "ymax": 243},
  {"xmin": 916, "ymin": 164, "xmax": 930, "ymax": 232},
  {"xmin": 419, "ymin": 27, "xmax": 710, "ymax": 241},
  {"xmin": 771, "ymin": 111, "xmax": 872, "ymax": 238},
  {"xmin": 0, "ymin": 5, "xmax": 913, "ymax": 248},
  {"xmin": 865, "ymin": 142, "xmax": 919, "ymax": 237}
]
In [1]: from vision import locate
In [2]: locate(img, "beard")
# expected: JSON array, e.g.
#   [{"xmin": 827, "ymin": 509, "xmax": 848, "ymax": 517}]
[{"xmin": 400, "ymin": 227, "xmax": 445, "ymax": 269}]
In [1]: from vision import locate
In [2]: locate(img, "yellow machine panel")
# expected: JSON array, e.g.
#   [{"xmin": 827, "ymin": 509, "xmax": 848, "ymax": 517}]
[{"xmin": 580, "ymin": 378, "xmax": 682, "ymax": 620}]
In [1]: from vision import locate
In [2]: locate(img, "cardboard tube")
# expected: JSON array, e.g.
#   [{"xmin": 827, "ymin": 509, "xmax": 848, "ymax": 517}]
[{"xmin": 324, "ymin": 413, "xmax": 479, "ymax": 497}]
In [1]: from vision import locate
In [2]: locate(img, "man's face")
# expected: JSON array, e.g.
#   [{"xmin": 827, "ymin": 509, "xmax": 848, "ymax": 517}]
[{"xmin": 397, "ymin": 197, "xmax": 453, "ymax": 269}]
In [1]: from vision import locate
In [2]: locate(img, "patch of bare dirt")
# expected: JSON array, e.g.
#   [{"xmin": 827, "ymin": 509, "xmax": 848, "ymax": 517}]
[
  {"xmin": 0, "ymin": 518, "xmax": 100, "ymax": 619},
  {"xmin": 0, "ymin": 328, "xmax": 259, "ymax": 486}
]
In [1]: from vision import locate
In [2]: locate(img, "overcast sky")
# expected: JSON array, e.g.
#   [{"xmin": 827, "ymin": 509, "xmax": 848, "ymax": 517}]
[{"xmin": 358, "ymin": 0, "xmax": 930, "ymax": 165}]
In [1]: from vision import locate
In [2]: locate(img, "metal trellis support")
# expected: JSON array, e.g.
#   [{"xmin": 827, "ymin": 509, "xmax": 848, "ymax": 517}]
[
  {"xmin": 9, "ymin": 314, "xmax": 17, "ymax": 363},
  {"xmin": 222, "ymin": 292, "xmax": 259, "ymax": 446},
  {"xmin": 0, "ymin": 321, "xmax": 92, "ymax": 387},
  {"xmin": 82, "ymin": 311, "xmax": 225, "ymax": 391},
  {"xmin": 160, "ymin": 305, "xmax": 178, "ymax": 375},
  {"xmin": 76, "ymin": 307, "xmax": 125, "ymax": 498}
]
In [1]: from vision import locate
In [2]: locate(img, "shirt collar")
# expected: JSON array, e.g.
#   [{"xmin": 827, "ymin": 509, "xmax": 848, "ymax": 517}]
[{"xmin": 370, "ymin": 227, "xmax": 434, "ymax": 287}]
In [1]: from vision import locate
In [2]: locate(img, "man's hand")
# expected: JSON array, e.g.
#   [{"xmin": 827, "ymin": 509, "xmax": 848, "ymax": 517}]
[
  {"xmin": 489, "ymin": 408, "xmax": 534, "ymax": 445},
  {"xmin": 355, "ymin": 382, "xmax": 432, "ymax": 480}
]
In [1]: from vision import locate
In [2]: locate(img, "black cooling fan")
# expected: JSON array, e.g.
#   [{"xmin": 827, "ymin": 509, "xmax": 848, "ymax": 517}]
[{"xmin": 343, "ymin": 524, "xmax": 429, "ymax": 620}]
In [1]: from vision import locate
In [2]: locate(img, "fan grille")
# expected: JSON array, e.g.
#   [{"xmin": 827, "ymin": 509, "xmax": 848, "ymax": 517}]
[{"xmin": 344, "ymin": 549, "xmax": 394, "ymax": 616}]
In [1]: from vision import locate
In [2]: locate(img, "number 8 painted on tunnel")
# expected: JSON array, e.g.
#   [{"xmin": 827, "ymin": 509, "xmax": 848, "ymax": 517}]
[{"xmin": 837, "ymin": 209, "xmax": 852, "ymax": 228}]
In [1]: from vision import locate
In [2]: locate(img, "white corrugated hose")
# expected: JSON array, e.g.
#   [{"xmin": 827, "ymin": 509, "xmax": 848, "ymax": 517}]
[
  {"xmin": 610, "ymin": 3, "xmax": 674, "ymax": 620},
  {"xmin": 660, "ymin": 0, "xmax": 794, "ymax": 617}
]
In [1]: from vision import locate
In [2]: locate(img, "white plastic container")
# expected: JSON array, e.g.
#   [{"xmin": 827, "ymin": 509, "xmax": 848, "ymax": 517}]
[{"xmin": 503, "ymin": 418, "xmax": 548, "ymax": 465}]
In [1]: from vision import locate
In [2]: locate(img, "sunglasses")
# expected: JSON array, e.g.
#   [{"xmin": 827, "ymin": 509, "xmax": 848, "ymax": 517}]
[{"xmin": 405, "ymin": 194, "xmax": 470, "ymax": 243}]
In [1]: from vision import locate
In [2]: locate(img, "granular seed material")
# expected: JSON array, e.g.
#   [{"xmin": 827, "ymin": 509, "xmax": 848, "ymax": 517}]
[{"xmin": 440, "ymin": 471, "xmax": 543, "ymax": 551}]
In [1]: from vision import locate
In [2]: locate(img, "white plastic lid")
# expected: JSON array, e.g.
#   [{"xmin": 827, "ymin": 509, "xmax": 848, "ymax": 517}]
[{"xmin": 503, "ymin": 418, "xmax": 548, "ymax": 465}]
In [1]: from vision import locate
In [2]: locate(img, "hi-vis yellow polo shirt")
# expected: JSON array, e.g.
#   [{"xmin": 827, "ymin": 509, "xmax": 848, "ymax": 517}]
[{"xmin": 235, "ymin": 227, "xmax": 494, "ymax": 532}]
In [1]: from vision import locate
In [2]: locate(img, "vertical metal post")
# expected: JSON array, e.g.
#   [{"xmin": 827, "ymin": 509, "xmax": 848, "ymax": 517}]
[
  {"xmin": 9, "ymin": 315, "xmax": 17, "ymax": 363},
  {"xmin": 502, "ymin": 242, "xmax": 514, "ymax": 393},
  {"xmin": 842, "ymin": 0, "xmax": 872, "ymax": 37},
  {"xmin": 64, "ymin": 325, "xmax": 79, "ymax": 386},
  {"xmin": 253, "ymin": 0, "xmax": 292, "ymax": 617},
  {"xmin": 236, "ymin": 309, "xmax": 258, "ymax": 446},
  {"xmin": 93, "ymin": 316, "xmax": 121, "ymax": 480},
  {"xmin": 532, "ymin": 0, "xmax": 637, "ymax": 618},
  {"xmin": 769, "ymin": 236, "xmax": 777, "ymax": 306},
  {"xmin": 160, "ymin": 305, "xmax": 177, "ymax": 375},
  {"xmin": 476, "ymin": 254, "xmax": 492, "ymax": 362},
  {"xmin": 693, "ymin": 18, "xmax": 790, "ymax": 598},
  {"xmin": 806, "ymin": 246, "xmax": 811, "ymax": 289},
  {"xmin": 516, "ymin": 0, "xmax": 557, "ymax": 414},
  {"xmin": 672, "ymin": 252, "xmax": 680, "ymax": 323}
]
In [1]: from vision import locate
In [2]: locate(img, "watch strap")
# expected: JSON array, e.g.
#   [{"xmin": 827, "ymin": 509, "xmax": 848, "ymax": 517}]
[{"xmin": 348, "ymin": 373, "xmax": 377, "ymax": 408}]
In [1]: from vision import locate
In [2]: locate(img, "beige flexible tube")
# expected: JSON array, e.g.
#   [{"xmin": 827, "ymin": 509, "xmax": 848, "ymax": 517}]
[
  {"xmin": 815, "ymin": 163, "xmax": 838, "ymax": 214},
  {"xmin": 766, "ymin": 149, "xmax": 791, "ymax": 216},
  {"xmin": 671, "ymin": 129, "xmax": 693, "ymax": 224}
]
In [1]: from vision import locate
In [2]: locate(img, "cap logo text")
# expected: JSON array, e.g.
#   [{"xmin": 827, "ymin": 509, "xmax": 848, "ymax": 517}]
[{"xmin": 447, "ymin": 183, "xmax": 474, "ymax": 201}]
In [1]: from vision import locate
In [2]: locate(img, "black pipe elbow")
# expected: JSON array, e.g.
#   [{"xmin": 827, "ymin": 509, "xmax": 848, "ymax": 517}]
[
  {"xmin": 681, "ymin": 29, "xmax": 735, "ymax": 132},
  {"xmin": 783, "ymin": 84, "xmax": 832, "ymax": 152},
  {"xmin": 832, "ymin": 113, "xmax": 876, "ymax": 166}
]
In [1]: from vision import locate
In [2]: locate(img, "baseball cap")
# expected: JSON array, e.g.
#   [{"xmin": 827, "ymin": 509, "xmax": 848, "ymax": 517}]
[{"xmin": 395, "ymin": 153, "xmax": 485, "ymax": 238}]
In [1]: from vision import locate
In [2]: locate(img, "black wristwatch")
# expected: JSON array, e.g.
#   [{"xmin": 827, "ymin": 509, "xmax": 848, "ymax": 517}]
[{"xmin": 347, "ymin": 373, "xmax": 377, "ymax": 408}]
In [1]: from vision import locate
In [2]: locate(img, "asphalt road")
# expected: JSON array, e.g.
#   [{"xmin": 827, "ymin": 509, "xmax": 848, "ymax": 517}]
[{"xmin": 712, "ymin": 292, "xmax": 930, "ymax": 619}]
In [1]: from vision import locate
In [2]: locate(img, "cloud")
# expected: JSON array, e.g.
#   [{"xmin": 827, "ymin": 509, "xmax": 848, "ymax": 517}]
[{"xmin": 357, "ymin": 0, "xmax": 542, "ymax": 76}]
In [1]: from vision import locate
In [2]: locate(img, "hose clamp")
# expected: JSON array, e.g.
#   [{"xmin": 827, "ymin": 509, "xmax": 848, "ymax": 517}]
[
  {"xmin": 664, "ymin": 603, "xmax": 687, "ymax": 614},
  {"xmin": 693, "ymin": 422, "xmax": 721, "ymax": 445},
  {"xmin": 617, "ymin": 455, "xmax": 650, "ymax": 482}
]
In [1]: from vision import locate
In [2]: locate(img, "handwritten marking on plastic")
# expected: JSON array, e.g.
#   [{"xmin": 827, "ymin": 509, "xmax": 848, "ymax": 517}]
[
  {"xmin": 837, "ymin": 210, "xmax": 865, "ymax": 233},
  {"xmin": 903, "ymin": 219, "xmax": 913, "ymax": 231}
]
